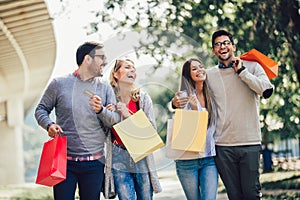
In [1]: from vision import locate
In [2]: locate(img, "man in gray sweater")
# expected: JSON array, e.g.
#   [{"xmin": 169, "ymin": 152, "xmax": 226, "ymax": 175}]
[
  {"xmin": 35, "ymin": 41, "xmax": 120, "ymax": 200},
  {"xmin": 207, "ymin": 30, "xmax": 274, "ymax": 200}
]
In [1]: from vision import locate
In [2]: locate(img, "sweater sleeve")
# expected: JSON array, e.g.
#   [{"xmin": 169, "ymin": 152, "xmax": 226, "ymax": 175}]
[
  {"xmin": 97, "ymin": 82, "xmax": 121, "ymax": 127},
  {"xmin": 35, "ymin": 79, "xmax": 57, "ymax": 130},
  {"xmin": 238, "ymin": 60, "xmax": 274, "ymax": 99}
]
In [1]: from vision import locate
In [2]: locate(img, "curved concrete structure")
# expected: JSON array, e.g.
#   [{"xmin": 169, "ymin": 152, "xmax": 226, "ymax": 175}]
[{"xmin": 0, "ymin": 0, "xmax": 56, "ymax": 184}]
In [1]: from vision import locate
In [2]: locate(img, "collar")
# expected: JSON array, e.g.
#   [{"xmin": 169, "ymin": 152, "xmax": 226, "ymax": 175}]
[
  {"xmin": 73, "ymin": 70, "xmax": 96, "ymax": 82},
  {"xmin": 218, "ymin": 62, "xmax": 234, "ymax": 69},
  {"xmin": 73, "ymin": 69, "xmax": 79, "ymax": 77}
]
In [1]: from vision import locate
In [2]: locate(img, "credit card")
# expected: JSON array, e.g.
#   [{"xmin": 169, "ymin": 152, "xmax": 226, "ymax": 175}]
[{"xmin": 84, "ymin": 89, "xmax": 95, "ymax": 97}]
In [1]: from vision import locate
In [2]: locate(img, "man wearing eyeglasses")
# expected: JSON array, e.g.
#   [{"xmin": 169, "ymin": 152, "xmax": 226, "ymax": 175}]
[
  {"xmin": 206, "ymin": 30, "xmax": 274, "ymax": 200},
  {"xmin": 35, "ymin": 41, "xmax": 120, "ymax": 200}
]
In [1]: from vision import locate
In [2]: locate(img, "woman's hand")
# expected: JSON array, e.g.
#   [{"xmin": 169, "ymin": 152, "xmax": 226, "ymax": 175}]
[
  {"xmin": 116, "ymin": 102, "xmax": 131, "ymax": 118},
  {"xmin": 172, "ymin": 91, "xmax": 190, "ymax": 109},
  {"xmin": 106, "ymin": 104, "xmax": 116, "ymax": 112},
  {"xmin": 189, "ymin": 95, "xmax": 198, "ymax": 110}
]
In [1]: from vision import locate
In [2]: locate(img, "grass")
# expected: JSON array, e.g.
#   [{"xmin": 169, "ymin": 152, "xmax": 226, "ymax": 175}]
[
  {"xmin": 261, "ymin": 170, "xmax": 300, "ymax": 199},
  {"xmin": 217, "ymin": 170, "xmax": 300, "ymax": 200}
]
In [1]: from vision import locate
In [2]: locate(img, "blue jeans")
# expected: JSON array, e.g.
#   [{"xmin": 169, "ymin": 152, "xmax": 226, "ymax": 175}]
[
  {"xmin": 54, "ymin": 160, "xmax": 105, "ymax": 200},
  {"xmin": 176, "ymin": 156, "xmax": 218, "ymax": 200},
  {"xmin": 112, "ymin": 145, "xmax": 153, "ymax": 200}
]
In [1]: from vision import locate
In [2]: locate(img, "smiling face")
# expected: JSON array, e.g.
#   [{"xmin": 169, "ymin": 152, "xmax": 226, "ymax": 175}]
[
  {"xmin": 113, "ymin": 60, "xmax": 136, "ymax": 85},
  {"xmin": 212, "ymin": 35, "xmax": 236, "ymax": 63},
  {"xmin": 90, "ymin": 48, "xmax": 107, "ymax": 77},
  {"xmin": 190, "ymin": 60, "xmax": 206, "ymax": 83}
]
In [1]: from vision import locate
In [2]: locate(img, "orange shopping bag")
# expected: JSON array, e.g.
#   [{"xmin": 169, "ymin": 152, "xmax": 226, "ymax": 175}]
[
  {"xmin": 240, "ymin": 48, "xmax": 278, "ymax": 79},
  {"xmin": 36, "ymin": 136, "xmax": 67, "ymax": 187}
]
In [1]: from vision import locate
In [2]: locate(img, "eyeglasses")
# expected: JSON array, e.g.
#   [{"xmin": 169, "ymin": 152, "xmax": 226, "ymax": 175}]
[
  {"xmin": 93, "ymin": 54, "xmax": 106, "ymax": 60},
  {"xmin": 214, "ymin": 40, "xmax": 231, "ymax": 48}
]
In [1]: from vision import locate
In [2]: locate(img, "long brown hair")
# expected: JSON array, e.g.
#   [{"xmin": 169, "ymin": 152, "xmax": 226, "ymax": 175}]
[{"xmin": 179, "ymin": 58, "xmax": 216, "ymax": 127}]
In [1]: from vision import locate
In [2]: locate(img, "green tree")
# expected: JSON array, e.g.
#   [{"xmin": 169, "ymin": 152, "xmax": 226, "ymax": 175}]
[{"xmin": 88, "ymin": 0, "xmax": 300, "ymax": 147}]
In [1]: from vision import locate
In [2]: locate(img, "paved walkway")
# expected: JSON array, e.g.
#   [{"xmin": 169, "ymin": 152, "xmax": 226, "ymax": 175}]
[
  {"xmin": 0, "ymin": 167, "xmax": 228, "ymax": 200},
  {"xmin": 153, "ymin": 166, "xmax": 228, "ymax": 200},
  {"xmin": 151, "ymin": 150, "xmax": 228, "ymax": 200},
  {"xmin": 0, "ymin": 149, "xmax": 230, "ymax": 199}
]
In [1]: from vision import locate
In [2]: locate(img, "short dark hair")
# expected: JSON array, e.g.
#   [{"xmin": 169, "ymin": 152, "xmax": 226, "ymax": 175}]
[
  {"xmin": 76, "ymin": 41, "xmax": 104, "ymax": 66},
  {"xmin": 211, "ymin": 30, "xmax": 234, "ymax": 48}
]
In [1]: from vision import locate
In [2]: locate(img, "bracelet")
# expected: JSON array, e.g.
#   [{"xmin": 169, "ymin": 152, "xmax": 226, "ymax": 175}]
[{"xmin": 47, "ymin": 122, "xmax": 55, "ymax": 131}]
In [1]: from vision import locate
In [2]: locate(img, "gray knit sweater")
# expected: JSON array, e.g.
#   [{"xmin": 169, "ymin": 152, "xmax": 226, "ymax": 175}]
[{"xmin": 35, "ymin": 73, "xmax": 120, "ymax": 156}]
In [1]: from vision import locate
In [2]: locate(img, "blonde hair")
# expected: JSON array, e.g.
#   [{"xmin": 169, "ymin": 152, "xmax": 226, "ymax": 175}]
[
  {"xmin": 109, "ymin": 59, "xmax": 133, "ymax": 87},
  {"xmin": 109, "ymin": 58, "xmax": 140, "ymax": 102}
]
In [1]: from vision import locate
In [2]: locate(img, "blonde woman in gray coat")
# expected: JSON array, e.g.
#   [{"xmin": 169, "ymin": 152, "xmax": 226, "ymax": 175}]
[{"xmin": 106, "ymin": 58, "xmax": 162, "ymax": 200}]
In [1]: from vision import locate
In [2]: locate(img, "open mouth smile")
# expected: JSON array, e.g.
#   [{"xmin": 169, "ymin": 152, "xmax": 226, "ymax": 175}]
[{"xmin": 127, "ymin": 74, "xmax": 135, "ymax": 79}]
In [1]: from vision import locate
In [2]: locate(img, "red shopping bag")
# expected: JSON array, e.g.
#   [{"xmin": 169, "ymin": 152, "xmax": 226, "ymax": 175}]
[
  {"xmin": 36, "ymin": 136, "xmax": 67, "ymax": 187},
  {"xmin": 240, "ymin": 48, "xmax": 278, "ymax": 79}
]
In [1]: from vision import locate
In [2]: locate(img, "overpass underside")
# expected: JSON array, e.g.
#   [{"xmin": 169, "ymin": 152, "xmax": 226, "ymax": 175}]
[{"xmin": 0, "ymin": 0, "xmax": 56, "ymax": 184}]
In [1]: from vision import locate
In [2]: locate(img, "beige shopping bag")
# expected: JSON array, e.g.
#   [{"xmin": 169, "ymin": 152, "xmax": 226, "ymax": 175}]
[
  {"xmin": 172, "ymin": 109, "xmax": 208, "ymax": 152},
  {"xmin": 113, "ymin": 110, "xmax": 164, "ymax": 162},
  {"xmin": 166, "ymin": 119, "xmax": 200, "ymax": 160}
]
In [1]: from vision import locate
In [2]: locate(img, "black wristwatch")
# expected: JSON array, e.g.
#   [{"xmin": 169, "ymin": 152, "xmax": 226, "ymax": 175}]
[
  {"xmin": 237, "ymin": 66, "xmax": 246, "ymax": 74},
  {"xmin": 47, "ymin": 122, "xmax": 55, "ymax": 131}
]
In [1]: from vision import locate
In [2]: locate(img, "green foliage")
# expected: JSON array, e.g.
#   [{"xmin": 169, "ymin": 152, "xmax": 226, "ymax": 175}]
[{"xmin": 95, "ymin": 0, "xmax": 300, "ymax": 144}]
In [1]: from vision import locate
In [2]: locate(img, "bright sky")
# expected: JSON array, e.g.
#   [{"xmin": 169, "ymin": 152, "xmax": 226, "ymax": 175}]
[
  {"xmin": 45, "ymin": 0, "xmax": 168, "ymax": 87},
  {"xmin": 45, "ymin": 0, "xmax": 112, "ymax": 77},
  {"xmin": 45, "ymin": 0, "xmax": 161, "ymax": 83}
]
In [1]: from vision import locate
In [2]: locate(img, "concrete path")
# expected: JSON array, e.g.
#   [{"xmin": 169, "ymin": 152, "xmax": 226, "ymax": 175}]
[
  {"xmin": 154, "ymin": 166, "xmax": 228, "ymax": 200},
  {"xmin": 147, "ymin": 149, "xmax": 229, "ymax": 200}
]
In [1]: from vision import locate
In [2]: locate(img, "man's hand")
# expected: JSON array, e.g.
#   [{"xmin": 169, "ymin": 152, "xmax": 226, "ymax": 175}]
[
  {"xmin": 90, "ymin": 95, "xmax": 103, "ymax": 113},
  {"xmin": 48, "ymin": 124, "xmax": 63, "ymax": 138},
  {"xmin": 232, "ymin": 57, "xmax": 242, "ymax": 73}
]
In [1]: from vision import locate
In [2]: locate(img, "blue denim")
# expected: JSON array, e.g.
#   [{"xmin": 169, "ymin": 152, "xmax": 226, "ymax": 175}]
[
  {"xmin": 176, "ymin": 156, "xmax": 218, "ymax": 200},
  {"xmin": 112, "ymin": 145, "xmax": 153, "ymax": 200},
  {"xmin": 54, "ymin": 160, "xmax": 105, "ymax": 200}
]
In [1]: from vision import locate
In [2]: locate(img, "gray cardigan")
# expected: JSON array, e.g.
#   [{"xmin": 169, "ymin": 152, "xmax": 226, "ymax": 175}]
[
  {"xmin": 105, "ymin": 90, "xmax": 162, "ymax": 194},
  {"xmin": 139, "ymin": 91, "xmax": 162, "ymax": 193}
]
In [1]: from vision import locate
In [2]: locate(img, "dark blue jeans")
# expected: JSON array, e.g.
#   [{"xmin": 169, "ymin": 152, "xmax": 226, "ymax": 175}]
[{"xmin": 54, "ymin": 160, "xmax": 105, "ymax": 200}]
